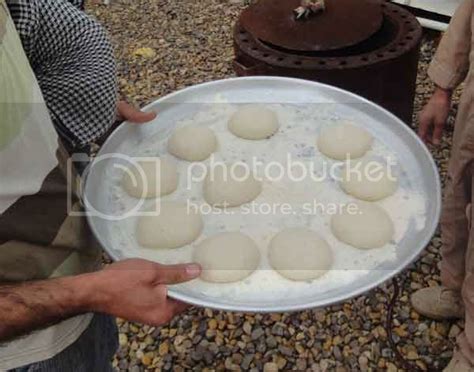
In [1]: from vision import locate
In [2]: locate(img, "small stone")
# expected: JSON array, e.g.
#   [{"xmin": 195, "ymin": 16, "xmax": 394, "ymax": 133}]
[
  {"xmin": 204, "ymin": 351, "xmax": 214, "ymax": 365},
  {"xmin": 320, "ymin": 359, "xmax": 331, "ymax": 370},
  {"xmin": 295, "ymin": 343, "xmax": 305, "ymax": 355},
  {"xmin": 278, "ymin": 345, "xmax": 293, "ymax": 357},
  {"xmin": 144, "ymin": 335, "xmax": 154, "ymax": 345},
  {"xmin": 276, "ymin": 356, "xmax": 287, "ymax": 369},
  {"xmin": 263, "ymin": 362, "xmax": 279, "ymax": 372},
  {"xmin": 191, "ymin": 349, "xmax": 204, "ymax": 362},
  {"xmin": 436, "ymin": 323, "xmax": 449, "ymax": 337},
  {"xmin": 296, "ymin": 358, "xmax": 307, "ymax": 370},
  {"xmin": 314, "ymin": 310, "xmax": 326, "ymax": 322},
  {"xmin": 394, "ymin": 326, "xmax": 408, "ymax": 337},
  {"xmin": 241, "ymin": 354, "xmax": 254, "ymax": 370},
  {"xmin": 209, "ymin": 343, "xmax": 219, "ymax": 354},
  {"xmin": 118, "ymin": 359, "xmax": 128, "ymax": 370},
  {"xmin": 141, "ymin": 354, "xmax": 152, "ymax": 366},
  {"xmin": 271, "ymin": 323, "xmax": 285, "ymax": 336},
  {"xmin": 373, "ymin": 326, "xmax": 387, "ymax": 339},
  {"xmin": 358, "ymin": 356, "xmax": 368, "ymax": 369},
  {"xmin": 133, "ymin": 47, "xmax": 156, "ymax": 58},
  {"xmin": 270, "ymin": 314, "xmax": 281, "ymax": 322},
  {"xmin": 119, "ymin": 333, "xmax": 128, "ymax": 347},
  {"xmin": 159, "ymin": 342, "xmax": 169, "ymax": 356},
  {"xmin": 243, "ymin": 321, "xmax": 252, "ymax": 335},
  {"xmin": 225, "ymin": 357, "xmax": 239, "ymax": 370},
  {"xmin": 251, "ymin": 327, "xmax": 265, "ymax": 340},
  {"xmin": 386, "ymin": 362, "xmax": 397, "ymax": 372},
  {"xmin": 256, "ymin": 340, "xmax": 267, "ymax": 353},
  {"xmin": 418, "ymin": 323, "xmax": 429, "ymax": 332},
  {"xmin": 381, "ymin": 348, "xmax": 392, "ymax": 358},
  {"xmin": 266, "ymin": 335, "xmax": 277, "ymax": 348},
  {"xmin": 135, "ymin": 350, "xmax": 145, "ymax": 359},
  {"xmin": 416, "ymin": 360, "xmax": 428, "ymax": 370},
  {"xmin": 208, "ymin": 319, "xmax": 218, "ymax": 330},
  {"xmin": 333, "ymin": 345, "xmax": 342, "ymax": 361}
]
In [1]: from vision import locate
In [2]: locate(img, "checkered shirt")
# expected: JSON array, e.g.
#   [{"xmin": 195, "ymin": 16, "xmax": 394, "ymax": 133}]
[{"xmin": 6, "ymin": 0, "xmax": 118, "ymax": 148}]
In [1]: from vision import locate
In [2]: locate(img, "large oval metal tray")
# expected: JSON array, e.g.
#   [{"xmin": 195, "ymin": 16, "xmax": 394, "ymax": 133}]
[{"xmin": 84, "ymin": 77, "xmax": 441, "ymax": 312}]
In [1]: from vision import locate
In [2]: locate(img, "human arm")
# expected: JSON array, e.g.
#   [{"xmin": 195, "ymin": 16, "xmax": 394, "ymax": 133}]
[
  {"xmin": 0, "ymin": 259, "xmax": 200, "ymax": 342},
  {"xmin": 418, "ymin": 86, "xmax": 452, "ymax": 145},
  {"xmin": 418, "ymin": 0, "xmax": 472, "ymax": 144}
]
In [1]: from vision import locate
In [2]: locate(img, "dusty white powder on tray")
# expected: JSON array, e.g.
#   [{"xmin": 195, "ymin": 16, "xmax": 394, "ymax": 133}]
[{"xmin": 104, "ymin": 102, "xmax": 427, "ymax": 304}]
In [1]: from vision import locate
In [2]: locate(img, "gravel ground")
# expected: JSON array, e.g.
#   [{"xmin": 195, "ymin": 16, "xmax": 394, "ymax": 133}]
[{"xmin": 86, "ymin": 1, "xmax": 463, "ymax": 371}]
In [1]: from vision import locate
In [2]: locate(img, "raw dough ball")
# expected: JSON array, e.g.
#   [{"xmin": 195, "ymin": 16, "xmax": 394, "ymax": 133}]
[
  {"xmin": 168, "ymin": 125, "xmax": 217, "ymax": 161},
  {"xmin": 122, "ymin": 157, "xmax": 178, "ymax": 198},
  {"xmin": 268, "ymin": 228, "xmax": 333, "ymax": 281},
  {"xmin": 340, "ymin": 159, "xmax": 398, "ymax": 201},
  {"xmin": 193, "ymin": 232, "xmax": 261, "ymax": 283},
  {"xmin": 228, "ymin": 105, "xmax": 279, "ymax": 140},
  {"xmin": 318, "ymin": 122, "xmax": 373, "ymax": 160},
  {"xmin": 331, "ymin": 202, "xmax": 394, "ymax": 249},
  {"xmin": 137, "ymin": 201, "xmax": 203, "ymax": 249},
  {"xmin": 203, "ymin": 163, "xmax": 262, "ymax": 207}
]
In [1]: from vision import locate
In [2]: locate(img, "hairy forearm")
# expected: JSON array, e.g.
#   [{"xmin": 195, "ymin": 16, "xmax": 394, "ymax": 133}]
[
  {"xmin": 0, "ymin": 273, "xmax": 98, "ymax": 342},
  {"xmin": 0, "ymin": 259, "xmax": 199, "ymax": 342}
]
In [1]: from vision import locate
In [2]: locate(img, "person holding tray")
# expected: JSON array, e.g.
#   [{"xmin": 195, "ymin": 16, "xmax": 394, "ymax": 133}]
[{"xmin": 0, "ymin": 1, "xmax": 200, "ymax": 371}]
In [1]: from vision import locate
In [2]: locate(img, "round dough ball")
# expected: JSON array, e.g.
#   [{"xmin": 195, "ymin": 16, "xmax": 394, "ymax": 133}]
[
  {"xmin": 122, "ymin": 157, "xmax": 178, "ymax": 198},
  {"xmin": 228, "ymin": 105, "xmax": 279, "ymax": 140},
  {"xmin": 168, "ymin": 125, "xmax": 217, "ymax": 161},
  {"xmin": 203, "ymin": 163, "xmax": 262, "ymax": 208},
  {"xmin": 193, "ymin": 232, "xmax": 261, "ymax": 283},
  {"xmin": 340, "ymin": 159, "xmax": 398, "ymax": 201},
  {"xmin": 331, "ymin": 202, "xmax": 394, "ymax": 249},
  {"xmin": 269, "ymin": 228, "xmax": 333, "ymax": 281},
  {"xmin": 137, "ymin": 201, "xmax": 203, "ymax": 249},
  {"xmin": 318, "ymin": 122, "xmax": 373, "ymax": 160}
]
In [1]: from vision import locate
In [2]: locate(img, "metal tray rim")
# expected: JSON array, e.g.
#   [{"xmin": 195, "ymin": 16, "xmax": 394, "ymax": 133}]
[{"xmin": 85, "ymin": 76, "xmax": 441, "ymax": 312}]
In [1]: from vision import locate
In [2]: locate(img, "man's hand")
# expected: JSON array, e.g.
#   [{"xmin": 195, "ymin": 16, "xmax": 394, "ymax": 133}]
[
  {"xmin": 117, "ymin": 101, "xmax": 157, "ymax": 124},
  {"xmin": 0, "ymin": 259, "xmax": 201, "ymax": 341},
  {"xmin": 418, "ymin": 87, "xmax": 452, "ymax": 145},
  {"xmin": 85, "ymin": 259, "xmax": 200, "ymax": 326}
]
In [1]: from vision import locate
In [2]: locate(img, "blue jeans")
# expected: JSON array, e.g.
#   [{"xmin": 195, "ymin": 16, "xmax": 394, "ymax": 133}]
[{"xmin": 11, "ymin": 314, "xmax": 118, "ymax": 372}]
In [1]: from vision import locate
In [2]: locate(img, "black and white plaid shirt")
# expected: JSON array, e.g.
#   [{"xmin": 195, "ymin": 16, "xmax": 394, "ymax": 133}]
[{"xmin": 6, "ymin": 0, "xmax": 118, "ymax": 148}]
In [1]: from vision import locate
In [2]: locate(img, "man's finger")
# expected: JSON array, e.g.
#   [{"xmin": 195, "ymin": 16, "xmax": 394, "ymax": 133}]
[
  {"xmin": 156, "ymin": 263, "xmax": 201, "ymax": 284},
  {"xmin": 117, "ymin": 101, "xmax": 157, "ymax": 124}
]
